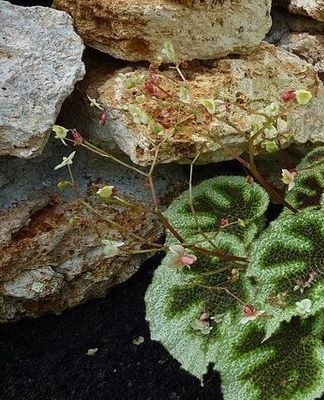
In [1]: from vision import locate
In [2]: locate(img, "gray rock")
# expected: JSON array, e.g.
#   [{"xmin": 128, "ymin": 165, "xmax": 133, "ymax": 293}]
[
  {"xmin": 281, "ymin": 0, "xmax": 324, "ymax": 22},
  {"xmin": 278, "ymin": 32, "xmax": 324, "ymax": 76},
  {"xmin": 0, "ymin": 137, "xmax": 189, "ymax": 321},
  {"xmin": 0, "ymin": 192, "xmax": 163, "ymax": 322},
  {"xmin": 60, "ymin": 42, "xmax": 324, "ymax": 166},
  {"xmin": 0, "ymin": 1, "xmax": 85, "ymax": 158},
  {"xmin": 52, "ymin": 0, "xmax": 272, "ymax": 62}
]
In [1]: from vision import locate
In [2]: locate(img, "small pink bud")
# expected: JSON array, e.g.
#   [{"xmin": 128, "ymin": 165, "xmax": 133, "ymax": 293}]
[
  {"xmin": 71, "ymin": 129, "xmax": 83, "ymax": 146},
  {"xmin": 181, "ymin": 255, "xmax": 196, "ymax": 267},
  {"xmin": 281, "ymin": 89, "xmax": 296, "ymax": 103},
  {"xmin": 243, "ymin": 304, "xmax": 255, "ymax": 317},
  {"xmin": 199, "ymin": 312, "xmax": 210, "ymax": 321},
  {"xmin": 98, "ymin": 111, "xmax": 108, "ymax": 126},
  {"xmin": 180, "ymin": 60, "xmax": 189, "ymax": 69},
  {"xmin": 220, "ymin": 218, "xmax": 229, "ymax": 228},
  {"xmin": 289, "ymin": 168, "xmax": 297, "ymax": 178}
]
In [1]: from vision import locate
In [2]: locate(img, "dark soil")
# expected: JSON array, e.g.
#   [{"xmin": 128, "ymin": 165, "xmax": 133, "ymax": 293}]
[{"xmin": 0, "ymin": 255, "xmax": 223, "ymax": 400}]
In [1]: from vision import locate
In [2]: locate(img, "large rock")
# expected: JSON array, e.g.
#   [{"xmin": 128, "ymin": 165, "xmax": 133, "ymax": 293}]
[
  {"xmin": 281, "ymin": 0, "xmax": 324, "ymax": 22},
  {"xmin": 0, "ymin": 191, "xmax": 163, "ymax": 322},
  {"xmin": 266, "ymin": 8, "xmax": 324, "ymax": 45},
  {"xmin": 0, "ymin": 1, "xmax": 85, "ymax": 158},
  {"xmin": 52, "ymin": 0, "xmax": 272, "ymax": 62},
  {"xmin": 278, "ymin": 32, "xmax": 324, "ymax": 76},
  {"xmin": 59, "ymin": 43, "xmax": 324, "ymax": 166}
]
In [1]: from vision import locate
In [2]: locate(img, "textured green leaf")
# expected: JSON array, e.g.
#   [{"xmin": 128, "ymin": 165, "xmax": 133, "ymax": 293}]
[
  {"xmin": 146, "ymin": 176, "xmax": 269, "ymax": 380},
  {"xmin": 219, "ymin": 315, "xmax": 324, "ymax": 400},
  {"xmin": 248, "ymin": 209, "xmax": 324, "ymax": 339},
  {"xmin": 285, "ymin": 146, "xmax": 324, "ymax": 210},
  {"xmin": 164, "ymin": 176, "xmax": 269, "ymax": 247},
  {"xmin": 145, "ymin": 234, "xmax": 247, "ymax": 380}
]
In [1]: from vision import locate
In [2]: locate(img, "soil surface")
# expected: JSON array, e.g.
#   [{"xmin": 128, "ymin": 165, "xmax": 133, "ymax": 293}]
[{"xmin": 0, "ymin": 255, "xmax": 222, "ymax": 400}]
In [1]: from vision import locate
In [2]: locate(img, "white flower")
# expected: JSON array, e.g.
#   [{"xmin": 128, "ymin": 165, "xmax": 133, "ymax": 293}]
[
  {"xmin": 86, "ymin": 348, "xmax": 98, "ymax": 356},
  {"xmin": 54, "ymin": 151, "xmax": 76, "ymax": 170},
  {"xmin": 281, "ymin": 169, "xmax": 297, "ymax": 191},
  {"xmin": 132, "ymin": 336, "xmax": 145, "ymax": 346},
  {"xmin": 296, "ymin": 299, "xmax": 312, "ymax": 318},
  {"xmin": 102, "ymin": 239, "xmax": 124, "ymax": 258},
  {"xmin": 167, "ymin": 244, "xmax": 197, "ymax": 269},
  {"xmin": 52, "ymin": 125, "xmax": 68, "ymax": 146},
  {"xmin": 87, "ymin": 95, "xmax": 104, "ymax": 110},
  {"xmin": 190, "ymin": 318, "xmax": 213, "ymax": 335}
]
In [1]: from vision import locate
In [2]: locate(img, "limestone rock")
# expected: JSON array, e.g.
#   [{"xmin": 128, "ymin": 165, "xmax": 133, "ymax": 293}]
[
  {"xmin": 0, "ymin": 1, "xmax": 85, "ymax": 158},
  {"xmin": 0, "ymin": 192, "xmax": 163, "ymax": 322},
  {"xmin": 52, "ymin": 0, "xmax": 272, "ymax": 62},
  {"xmin": 59, "ymin": 43, "xmax": 324, "ymax": 166},
  {"xmin": 275, "ymin": 8, "xmax": 324, "ymax": 34},
  {"xmin": 278, "ymin": 32, "xmax": 324, "ymax": 76},
  {"xmin": 266, "ymin": 8, "xmax": 324, "ymax": 44},
  {"xmin": 281, "ymin": 0, "xmax": 324, "ymax": 22}
]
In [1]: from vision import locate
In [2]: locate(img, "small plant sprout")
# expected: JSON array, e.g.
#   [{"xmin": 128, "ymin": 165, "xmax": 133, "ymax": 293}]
[
  {"xmin": 240, "ymin": 304, "xmax": 265, "ymax": 325},
  {"xmin": 281, "ymin": 168, "xmax": 297, "ymax": 191},
  {"xmin": 295, "ymin": 299, "xmax": 312, "ymax": 318},
  {"xmin": 295, "ymin": 89, "xmax": 312, "ymax": 105},
  {"xmin": 126, "ymin": 104, "xmax": 150, "ymax": 125},
  {"xmin": 52, "ymin": 125, "xmax": 68, "ymax": 146},
  {"xmin": 161, "ymin": 40, "xmax": 186, "ymax": 81},
  {"xmin": 54, "ymin": 151, "xmax": 76, "ymax": 170},
  {"xmin": 197, "ymin": 98, "xmax": 217, "ymax": 115},
  {"xmin": 96, "ymin": 186, "xmax": 115, "ymax": 200},
  {"xmin": 167, "ymin": 244, "xmax": 197, "ymax": 269},
  {"xmin": 102, "ymin": 239, "xmax": 125, "ymax": 258},
  {"xmin": 178, "ymin": 86, "xmax": 192, "ymax": 103},
  {"xmin": 161, "ymin": 39, "xmax": 177, "ymax": 64},
  {"xmin": 263, "ymin": 102, "xmax": 280, "ymax": 117}
]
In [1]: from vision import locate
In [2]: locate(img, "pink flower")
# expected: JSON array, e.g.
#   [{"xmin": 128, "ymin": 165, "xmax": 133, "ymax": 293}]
[
  {"xmin": 168, "ymin": 244, "xmax": 197, "ymax": 269},
  {"xmin": 240, "ymin": 304, "xmax": 265, "ymax": 324}
]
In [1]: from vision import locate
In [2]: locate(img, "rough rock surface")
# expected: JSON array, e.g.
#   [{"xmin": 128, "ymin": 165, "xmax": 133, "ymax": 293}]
[
  {"xmin": 281, "ymin": 0, "xmax": 324, "ymax": 22},
  {"xmin": 275, "ymin": 8, "xmax": 324, "ymax": 34},
  {"xmin": 278, "ymin": 32, "xmax": 324, "ymax": 76},
  {"xmin": 0, "ymin": 192, "xmax": 163, "ymax": 322},
  {"xmin": 0, "ymin": 1, "xmax": 85, "ymax": 158},
  {"xmin": 52, "ymin": 0, "xmax": 272, "ymax": 62},
  {"xmin": 266, "ymin": 8, "xmax": 324, "ymax": 44},
  {"xmin": 60, "ymin": 43, "xmax": 324, "ymax": 166}
]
